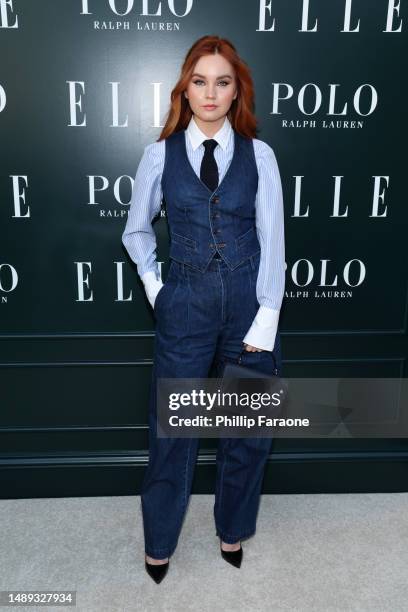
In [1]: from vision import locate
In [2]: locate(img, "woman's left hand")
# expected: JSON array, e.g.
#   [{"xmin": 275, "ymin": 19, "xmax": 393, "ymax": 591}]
[{"xmin": 243, "ymin": 343, "xmax": 263, "ymax": 352}]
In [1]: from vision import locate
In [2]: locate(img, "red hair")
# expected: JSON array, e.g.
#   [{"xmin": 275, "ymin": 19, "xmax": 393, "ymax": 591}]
[{"xmin": 158, "ymin": 35, "xmax": 258, "ymax": 141}]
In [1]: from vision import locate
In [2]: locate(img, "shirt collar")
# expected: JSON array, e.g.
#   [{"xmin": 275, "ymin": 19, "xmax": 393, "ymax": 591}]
[{"xmin": 186, "ymin": 115, "xmax": 232, "ymax": 151}]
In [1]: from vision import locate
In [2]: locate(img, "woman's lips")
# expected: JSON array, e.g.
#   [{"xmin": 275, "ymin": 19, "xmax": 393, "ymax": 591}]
[{"xmin": 203, "ymin": 105, "xmax": 217, "ymax": 110}]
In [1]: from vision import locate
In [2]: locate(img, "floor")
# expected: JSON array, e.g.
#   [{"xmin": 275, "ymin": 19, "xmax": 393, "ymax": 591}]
[{"xmin": 1, "ymin": 492, "xmax": 407, "ymax": 611}]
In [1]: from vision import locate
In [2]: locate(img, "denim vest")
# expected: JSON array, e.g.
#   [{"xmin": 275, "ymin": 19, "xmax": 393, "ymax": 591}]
[{"xmin": 161, "ymin": 128, "xmax": 260, "ymax": 272}]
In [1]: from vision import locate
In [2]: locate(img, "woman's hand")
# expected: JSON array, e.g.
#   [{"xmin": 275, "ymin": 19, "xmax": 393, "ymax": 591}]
[{"xmin": 243, "ymin": 343, "xmax": 263, "ymax": 352}]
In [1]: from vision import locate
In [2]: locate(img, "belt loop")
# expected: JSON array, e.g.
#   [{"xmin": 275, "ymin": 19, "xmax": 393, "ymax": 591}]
[
  {"xmin": 249, "ymin": 254, "xmax": 255, "ymax": 271},
  {"xmin": 237, "ymin": 345, "xmax": 246, "ymax": 364}
]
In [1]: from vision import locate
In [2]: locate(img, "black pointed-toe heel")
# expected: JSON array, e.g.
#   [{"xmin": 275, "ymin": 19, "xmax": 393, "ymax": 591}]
[
  {"xmin": 220, "ymin": 542, "xmax": 243, "ymax": 568},
  {"xmin": 145, "ymin": 559, "xmax": 169, "ymax": 583}
]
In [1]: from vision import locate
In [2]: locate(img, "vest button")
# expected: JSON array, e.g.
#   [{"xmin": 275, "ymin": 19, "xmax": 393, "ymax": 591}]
[{"xmin": 211, "ymin": 196, "xmax": 220, "ymax": 203}]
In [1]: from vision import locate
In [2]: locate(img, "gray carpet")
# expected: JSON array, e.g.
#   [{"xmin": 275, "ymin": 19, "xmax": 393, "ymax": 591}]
[{"xmin": 1, "ymin": 493, "xmax": 407, "ymax": 612}]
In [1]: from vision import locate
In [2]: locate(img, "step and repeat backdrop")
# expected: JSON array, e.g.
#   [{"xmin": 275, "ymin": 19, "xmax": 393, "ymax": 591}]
[{"xmin": 0, "ymin": 0, "xmax": 407, "ymax": 495}]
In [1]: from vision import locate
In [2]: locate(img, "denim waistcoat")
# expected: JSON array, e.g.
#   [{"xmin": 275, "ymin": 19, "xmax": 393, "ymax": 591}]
[{"xmin": 160, "ymin": 127, "xmax": 260, "ymax": 272}]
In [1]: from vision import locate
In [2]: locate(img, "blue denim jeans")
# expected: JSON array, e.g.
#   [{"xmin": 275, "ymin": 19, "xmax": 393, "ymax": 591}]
[{"xmin": 141, "ymin": 251, "xmax": 282, "ymax": 558}]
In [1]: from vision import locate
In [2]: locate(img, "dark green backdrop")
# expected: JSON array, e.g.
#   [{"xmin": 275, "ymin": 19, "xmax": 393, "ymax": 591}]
[{"xmin": 1, "ymin": 1, "xmax": 407, "ymax": 498}]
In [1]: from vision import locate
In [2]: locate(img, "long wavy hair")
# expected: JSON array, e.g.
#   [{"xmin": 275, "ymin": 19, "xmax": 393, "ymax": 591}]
[{"xmin": 157, "ymin": 35, "xmax": 258, "ymax": 141}]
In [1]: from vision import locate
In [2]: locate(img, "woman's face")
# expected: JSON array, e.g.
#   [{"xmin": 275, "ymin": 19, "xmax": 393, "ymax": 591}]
[{"xmin": 184, "ymin": 54, "xmax": 238, "ymax": 128}]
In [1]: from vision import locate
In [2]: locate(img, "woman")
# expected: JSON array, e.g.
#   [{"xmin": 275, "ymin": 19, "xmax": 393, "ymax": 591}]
[{"xmin": 122, "ymin": 35, "xmax": 285, "ymax": 583}]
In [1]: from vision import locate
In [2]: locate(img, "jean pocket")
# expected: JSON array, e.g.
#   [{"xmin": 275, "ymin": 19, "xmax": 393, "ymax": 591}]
[{"xmin": 153, "ymin": 284, "xmax": 166, "ymax": 314}]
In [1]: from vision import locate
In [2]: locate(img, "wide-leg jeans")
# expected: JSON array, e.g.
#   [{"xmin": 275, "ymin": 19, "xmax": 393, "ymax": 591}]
[{"xmin": 141, "ymin": 251, "xmax": 282, "ymax": 559}]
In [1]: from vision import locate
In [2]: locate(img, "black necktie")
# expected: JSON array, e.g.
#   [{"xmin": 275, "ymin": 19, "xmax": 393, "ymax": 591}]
[{"xmin": 200, "ymin": 139, "xmax": 219, "ymax": 192}]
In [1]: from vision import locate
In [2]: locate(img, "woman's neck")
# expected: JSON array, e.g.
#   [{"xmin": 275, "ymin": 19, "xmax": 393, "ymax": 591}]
[{"xmin": 192, "ymin": 114, "xmax": 226, "ymax": 138}]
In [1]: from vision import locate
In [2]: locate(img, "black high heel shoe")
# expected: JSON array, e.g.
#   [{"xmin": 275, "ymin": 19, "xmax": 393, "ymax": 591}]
[
  {"xmin": 220, "ymin": 541, "xmax": 243, "ymax": 568},
  {"xmin": 145, "ymin": 558, "xmax": 169, "ymax": 583}
]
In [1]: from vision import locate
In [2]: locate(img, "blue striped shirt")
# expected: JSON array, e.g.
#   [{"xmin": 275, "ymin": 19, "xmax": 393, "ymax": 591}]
[{"xmin": 122, "ymin": 115, "xmax": 285, "ymax": 351}]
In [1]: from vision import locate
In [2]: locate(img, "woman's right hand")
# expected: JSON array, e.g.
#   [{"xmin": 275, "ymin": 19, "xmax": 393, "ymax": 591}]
[{"xmin": 243, "ymin": 342, "xmax": 264, "ymax": 353}]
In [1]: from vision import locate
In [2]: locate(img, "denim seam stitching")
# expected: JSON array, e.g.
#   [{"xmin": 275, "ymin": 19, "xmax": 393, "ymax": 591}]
[
  {"xmin": 183, "ymin": 438, "xmax": 192, "ymax": 510},
  {"xmin": 215, "ymin": 441, "xmax": 228, "ymax": 531},
  {"xmin": 218, "ymin": 265, "xmax": 226, "ymax": 323}
]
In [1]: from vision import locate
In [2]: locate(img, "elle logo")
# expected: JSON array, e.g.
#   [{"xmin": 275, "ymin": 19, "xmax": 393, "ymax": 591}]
[
  {"xmin": 74, "ymin": 261, "xmax": 165, "ymax": 301},
  {"xmin": 257, "ymin": 0, "xmax": 403, "ymax": 33}
]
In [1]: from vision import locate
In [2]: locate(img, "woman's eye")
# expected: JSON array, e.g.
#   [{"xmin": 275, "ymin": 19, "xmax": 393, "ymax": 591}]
[{"xmin": 192, "ymin": 80, "xmax": 230, "ymax": 87}]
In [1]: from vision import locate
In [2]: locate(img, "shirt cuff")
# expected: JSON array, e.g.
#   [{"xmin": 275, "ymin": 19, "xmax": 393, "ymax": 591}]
[
  {"xmin": 242, "ymin": 306, "xmax": 280, "ymax": 352},
  {"xmin": 141, "ymin": 271, "xmax": 164, "ymax": 308}
]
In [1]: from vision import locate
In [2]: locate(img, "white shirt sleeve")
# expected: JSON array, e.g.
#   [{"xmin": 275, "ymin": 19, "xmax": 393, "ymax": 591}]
[
  {"xmin": 242, "ymin": 141, "xmax": 286, "ymax": 352},
  {"xmin": 141, "ymin": 270, "xmax": 164, "ymax": 309},
  {"xmin": 122, "ymin": 142, "xmax": 165, "ymax": 308}
]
